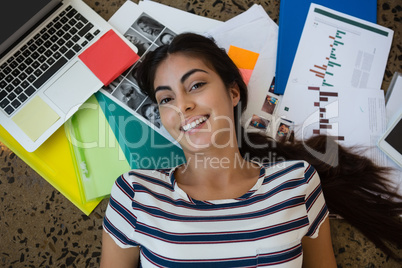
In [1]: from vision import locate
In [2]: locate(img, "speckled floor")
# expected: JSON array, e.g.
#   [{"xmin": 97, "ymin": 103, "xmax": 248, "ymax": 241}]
[{"xmin": 1, "ymin": 0, "xmax": 401, "ymax": 267}]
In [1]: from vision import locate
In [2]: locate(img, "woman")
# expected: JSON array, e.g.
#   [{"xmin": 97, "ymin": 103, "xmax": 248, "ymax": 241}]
[{"xmin": 101, "ymin": 33, "xmax": 401, "ymax": 267}]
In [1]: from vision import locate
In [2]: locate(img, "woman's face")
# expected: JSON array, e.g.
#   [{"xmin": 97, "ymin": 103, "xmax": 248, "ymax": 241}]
[{"xmin": 153, "ymin": 53, "xmax": 240, "ymax": 154}]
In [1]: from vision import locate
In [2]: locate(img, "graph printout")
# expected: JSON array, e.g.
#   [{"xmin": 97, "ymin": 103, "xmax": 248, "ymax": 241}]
[
  {"xmin": 285, "ymin": 4, "xmax": 393, "ymax": 91},
  {"xmin": 277, "ymin": 85, "xmax": 387, "ymax": 165}
]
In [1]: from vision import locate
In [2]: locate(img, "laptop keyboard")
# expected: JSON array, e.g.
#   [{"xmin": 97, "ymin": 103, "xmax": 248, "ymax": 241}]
[{"xmin": 0, "ymin": 5, "xmax": 100, "ymax": 116}]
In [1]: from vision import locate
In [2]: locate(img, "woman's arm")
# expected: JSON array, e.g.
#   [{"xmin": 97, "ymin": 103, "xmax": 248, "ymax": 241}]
[
  {"xmin": 301, "ymin": 217, "xmax": 336, "ymax": 268},
  {"xmin": 100, "ymin": 230, "xmax": 140, "ymax": 268}
]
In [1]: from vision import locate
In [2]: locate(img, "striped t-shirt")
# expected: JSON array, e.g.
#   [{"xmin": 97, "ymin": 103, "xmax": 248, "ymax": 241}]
[{"xmin": 103, "ymin": 160, "xmax": 328, "ymax": 267}]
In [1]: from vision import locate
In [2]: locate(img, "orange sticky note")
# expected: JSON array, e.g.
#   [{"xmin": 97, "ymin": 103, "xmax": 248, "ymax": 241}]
[
  {"xmin": 228, "ymin": 46, "xmax": 259, "ymax": 70},
  {"xmin": 79, "ymin": 29, "xmax": 140, "ymax": 86}
]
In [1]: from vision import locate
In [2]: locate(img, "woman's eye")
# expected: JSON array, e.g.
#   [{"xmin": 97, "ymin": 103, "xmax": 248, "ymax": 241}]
[
  {"xmin": 159, "ymin": 97, "xmax": 172, "ymax": 105},
  {"xmin": 190, "ymin": 82, "xmax": 206, "ymax": 91}
]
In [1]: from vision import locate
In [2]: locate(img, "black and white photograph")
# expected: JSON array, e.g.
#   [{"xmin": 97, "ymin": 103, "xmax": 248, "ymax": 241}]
[
  {"xmin": 124, "ymin": 28, "xmax": 152, "ymax": 56},
  {"xmin": 132, "ymin": 13, "xmax": 165, "ymax": 41},
  {"xmin": 111, "ymin": 78, "xmax": 147, "ymax": 111},
  {"xmin": 138, "ymin": 98, "xmax": 162, "ymax": 128},
  {"xmin": 155, "ymin": 28, "xmax": 175, "ymax": 46}
]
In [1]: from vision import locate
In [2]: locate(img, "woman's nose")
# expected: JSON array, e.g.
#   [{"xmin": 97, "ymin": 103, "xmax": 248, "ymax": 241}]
[{"xmin": 176, "ymin": 94, "xmax": 195, "ymax": 114}]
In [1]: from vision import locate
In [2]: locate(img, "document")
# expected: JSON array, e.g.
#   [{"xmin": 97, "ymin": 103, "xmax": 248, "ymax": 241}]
[
  {"xmin": 278, "ymin": 85, "xmax": 386, "ymax": 157},
  {"xmin": 286, "ymin": 4, "xmax": 393, "ymax": 91}
]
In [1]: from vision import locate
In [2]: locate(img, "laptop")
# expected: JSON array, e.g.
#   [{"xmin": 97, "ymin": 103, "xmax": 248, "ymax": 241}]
[{"xmin": 0, "ymin": 0, "xmax": 137, "ymax": 152}]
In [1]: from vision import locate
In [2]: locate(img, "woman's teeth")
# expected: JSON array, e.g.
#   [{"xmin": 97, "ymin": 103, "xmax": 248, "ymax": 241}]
[{"xmin": 183, "ymin": 116, "xmax": 208, "ymax": 131}]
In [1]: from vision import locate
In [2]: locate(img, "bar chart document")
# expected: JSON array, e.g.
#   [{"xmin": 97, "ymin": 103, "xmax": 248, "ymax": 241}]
[{"xmin": 285, "ymin": 4, "xmax": 393, "ymax": 90}]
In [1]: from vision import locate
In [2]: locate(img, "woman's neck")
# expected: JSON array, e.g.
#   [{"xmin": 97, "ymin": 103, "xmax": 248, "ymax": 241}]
[{"xmin": 175, "ymin": 147, "xmax": 261, "ymax": 201}]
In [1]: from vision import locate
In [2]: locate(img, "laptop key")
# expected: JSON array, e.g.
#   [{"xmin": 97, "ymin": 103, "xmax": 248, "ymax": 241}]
[
  {"xmin": 75, "ymin": 13, "xmax": 88, "ymax": 24},
  {"xmin": 32, "ymin": 61, "xmax": 40, "ymax": 68},
  {"xmin": 27, "ymin": 75, "xmax": 36, "ymax": 83},
  {"xmin": 5, "ymin": 75, "xmax": 13, "ymax": 83},
  {"xmin": 15, "ymin": 87, "xmax": 23, "ymax": 95},
  {"xmin": 12, "ymin": 78, "xmax": 21, "ymax": 87},
  {"xmin": 18, "ymin": 73, "xmax": 27, "ymax": 81},
  {"xmin": 66, "ymin": 8, "xmax": 77, "ymax": 18},
  {"xmin": 21, "ymin": 81, "xmax": 29, "ymax": 88},
  {"xmin": 1, "ymin": 99, "xmax": 10, "ymax": 109},
  {"xmin": 34, "ymin": 69, "xmax": 43, "ymax": 77},
  {"xmin": 53, "ymin": 52, "xmax": 61, "ymax": 59},
  {"xmin": 25, "ymin": 86, "xmax": 35, "ymax": 96},
  {"xmin": 85, "ymin": 33, "xmax": 94, "ymax": 41},
  {"xmin": 78, "ymin": 23, "xmax": 93, "ymax": 37},
  {"xmin": 25, "ymin": 58, "xmax": 33, "ymax": 65},
  {"xmin": 69, "ymin": 19, "xmax": 77, "ymax": 27},
  {"xmin": 33, "ymin": 57, "xmax": 68, "ymax": 89},
  {"xmin": 65, "ymin": 50, "xmax": 75, "ymax": 59},
  {"xmin": 5, "ymin": 84, "xmax": 14, "ymax": 92},
  {"xmin": 40, "ymin": 63, "xmax": 49, "ymax": 71},
  {"xmin": 54, "ymin": 21, "xmax": 62, "ymax": 29},
  {"xmin": 72, "ymin": 44, "xmax": 81, "ymax": 52},
  {"xmin": 3, "ymin": 67, "xmax": 11, "ymax": 74},
  {"xmin": 18, "ymin": 93, "xmax": 28, "ymax": 103},
  {"xmin": 8, "ymin": 92, "xmax": 16, "ymax": 100},
  {"xmin": 9, "ymin": 61, "xmax": 18, "ymax": 69},
  {"xmin": 18, "ymin": 63, "xmax": 27, "ymax": 71},
  {"xmin": 11, "ymin": 69, "xmax": 21, "ymax": 77},
  {"xmin": 4, "ymin": 105, "xmax": 14, "ymax": 115},
  {"xmin": 25, "ymin": 67, "xmax": 34, "ymax": 75},
  {"xmin": 0, "ymin": 91, "xmax": 6, "ymax": 100},
  {"xmin": 46, "ymin": 58, "xmax": 55, "ymax": 65},
  {"xmin": 11, "ymin": 99, "xmax": 21, "ymax": 109}
]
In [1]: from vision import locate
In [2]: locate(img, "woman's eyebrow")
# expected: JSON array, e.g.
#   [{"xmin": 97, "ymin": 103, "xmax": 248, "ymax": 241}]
[
  {"xmin": 180, "ymin": 69, "xmax": 208, "ymax": 83},
  {"xmin": 154, "ymin": 69, "xmax": 208, "ymax": 94},
  {"xmin": 154, "ymin": 85, "xmax": 171, "ymax": 94}
]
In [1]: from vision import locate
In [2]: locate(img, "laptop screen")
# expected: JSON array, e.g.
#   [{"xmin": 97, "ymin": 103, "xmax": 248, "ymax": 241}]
[{"xmin": 0, "ymin": 0, "xmax": 60, "ymax": 57}]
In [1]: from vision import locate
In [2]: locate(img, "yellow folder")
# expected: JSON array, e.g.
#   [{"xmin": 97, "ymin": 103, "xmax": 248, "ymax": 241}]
[{"xmin": 0, "ymin": 120, "xmax": 102, "ymax": 216}]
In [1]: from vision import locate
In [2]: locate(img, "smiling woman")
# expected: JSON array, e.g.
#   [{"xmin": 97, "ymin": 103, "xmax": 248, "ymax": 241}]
[
  {"xmin": 153, "ymin": 54, "xmax": 241, "ymax": 154},
  {"xmin": 100, "ymin": 33, "xmax": 402, "ymax": 267}
]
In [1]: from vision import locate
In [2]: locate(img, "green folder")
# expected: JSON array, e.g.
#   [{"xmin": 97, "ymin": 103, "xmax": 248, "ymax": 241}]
[
  {"xmin": 67, "ymin": 91, "xmax": 185, "ymax": 202},
  {"xmin": 66, "ymin": 95, "xmax": 131, "ymax": 202}
]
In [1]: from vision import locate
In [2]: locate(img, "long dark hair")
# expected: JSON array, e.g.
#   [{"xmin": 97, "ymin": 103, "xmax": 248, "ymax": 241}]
[{"xmin": 134, "ymin": 33, "xmax": 402, "ymax": 259}]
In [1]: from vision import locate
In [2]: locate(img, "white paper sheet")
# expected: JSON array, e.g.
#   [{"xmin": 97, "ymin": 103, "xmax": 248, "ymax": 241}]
[
  {"xmin": 278, "ymin": 85, "xmax": 385, "ymax": 145},
  {"xmin": 286, "ymin": 4, "xmax": 393, "ymax": 91}
]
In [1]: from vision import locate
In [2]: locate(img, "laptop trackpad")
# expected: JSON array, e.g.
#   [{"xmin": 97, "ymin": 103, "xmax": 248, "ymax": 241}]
[{"xmin": 44, "ymin": 61, "xmax": 100, "ymax": 114}]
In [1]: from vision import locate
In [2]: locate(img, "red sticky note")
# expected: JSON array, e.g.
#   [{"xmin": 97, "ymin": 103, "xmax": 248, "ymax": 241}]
[{"xmin": 79, "ymin": 29, "xmax": 139, "ymax": 86}]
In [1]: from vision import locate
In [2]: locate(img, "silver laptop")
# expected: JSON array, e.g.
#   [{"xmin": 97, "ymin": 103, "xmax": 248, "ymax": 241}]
[{"xmin": 0, "ymin": 0, "xmax": 137, "ymax": 152}]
